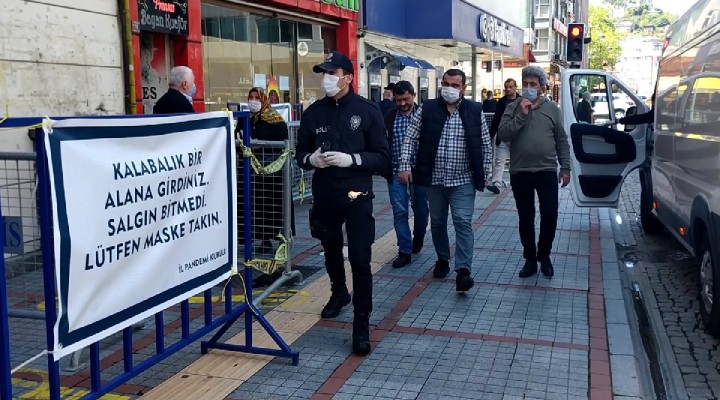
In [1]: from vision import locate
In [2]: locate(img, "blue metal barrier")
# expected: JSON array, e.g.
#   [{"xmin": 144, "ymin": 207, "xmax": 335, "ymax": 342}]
[
  {"xmin": 1, "ymin": 198, "xmax": 11, "ymax": 400},
  {"xmin": 0, "ymin": 112, "xmax": 298, "ymax": 400}
]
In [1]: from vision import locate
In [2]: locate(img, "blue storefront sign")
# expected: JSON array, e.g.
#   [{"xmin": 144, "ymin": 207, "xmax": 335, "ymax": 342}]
[{"xmin": 363, "ymin": 0, "xmax": 524, "ymax": 58}]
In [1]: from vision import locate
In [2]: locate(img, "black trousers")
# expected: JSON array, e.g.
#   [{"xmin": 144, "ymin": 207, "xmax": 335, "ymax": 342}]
[
  {"xmin": 312, "ymin": 194, "xmax": 375, "ymax": 314},
  {"xmin": 510, "ymin": 171, "xmax": 559, "ymax": 261}
]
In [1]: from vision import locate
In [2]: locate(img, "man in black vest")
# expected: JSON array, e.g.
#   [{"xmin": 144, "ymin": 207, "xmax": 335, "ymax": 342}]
[{"xmin": 398, "ymin": 69, "xmax": 492, "ymax": 292}]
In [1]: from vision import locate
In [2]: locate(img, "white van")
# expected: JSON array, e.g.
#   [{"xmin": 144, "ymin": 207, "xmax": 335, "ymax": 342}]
[{"xmin": 561, "ymin": 0, "xmax": 720, "ymax": 335}]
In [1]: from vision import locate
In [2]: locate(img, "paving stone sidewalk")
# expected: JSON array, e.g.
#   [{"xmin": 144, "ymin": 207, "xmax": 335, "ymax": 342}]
[
  {"xmin": 221, "ymin": 179, "xmax": 637, "ymax": 400},
  {"xmin": 6, "ymin": 176, "xmax": 641, "ymax": 399}
]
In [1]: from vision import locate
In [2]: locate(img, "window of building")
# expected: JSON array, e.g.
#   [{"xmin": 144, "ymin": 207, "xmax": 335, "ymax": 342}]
[
  {"xmin": 536, "ymin": 0, "xmax": 550, "ymax": 18},
  {"xmin": 535, "ymin": 28, "xmax": 549, "ymax": 51},
  {"xmin": 297, "ymin": 22, "xmax": 314, "ymax": 40},
  {"xmin": 201, "ymin": 3, "xmax": 332, "ymax": 116}
]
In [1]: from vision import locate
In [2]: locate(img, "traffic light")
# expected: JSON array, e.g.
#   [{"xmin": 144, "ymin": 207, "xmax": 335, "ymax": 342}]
[{"xmin": 566, "ymin": 23, "xmax": 585, "ymax": 62}]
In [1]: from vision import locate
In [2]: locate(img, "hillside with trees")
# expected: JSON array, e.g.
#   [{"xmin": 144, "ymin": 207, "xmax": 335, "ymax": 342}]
[{"xmin": 587, "ymin": 1, "xmax": 677, "ymax": 69}]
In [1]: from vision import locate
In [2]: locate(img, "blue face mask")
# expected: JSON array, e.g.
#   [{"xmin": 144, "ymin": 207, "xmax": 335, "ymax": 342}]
[
  {"xmin": 189, "ymin": 84, "xmax": 197, "ymax": 98},
  {"xmin": 522, "ymin": 87, "xmax": 538, "ymax": 101}
]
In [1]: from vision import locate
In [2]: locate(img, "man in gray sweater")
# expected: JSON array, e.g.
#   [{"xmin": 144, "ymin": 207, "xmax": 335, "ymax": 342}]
[{"xmin": 498, "ymin": 66, "xmax": 571, "ymax": 279}]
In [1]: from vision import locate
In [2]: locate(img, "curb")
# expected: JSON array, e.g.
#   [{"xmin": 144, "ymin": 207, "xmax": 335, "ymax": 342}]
[{"xmin": 599, "ymin": 208, "xmax": 646, "ymax": 399}]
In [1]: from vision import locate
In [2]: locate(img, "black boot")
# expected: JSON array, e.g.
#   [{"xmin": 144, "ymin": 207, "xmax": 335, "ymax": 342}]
[
  {"xmin": 456, "ymin": 268, "xmax": 474, "ymax": 292},
  {"xmin": 518, "ymin": 259, "xmax": 538, "ymax": 278},
  {"xmin": 433, "ymin": 259, "xmax": 450, "ymax": 279},
  {"xmin": 412, "ymin": 235, "xmax": 425, "ymax": 254},
  {"xmin": 392, "ymin": 252, "xmax": 412, "ymax": 269},
  {"xmin": 352, "ymin": 313, "xmax": 371, "ymax": 355},
  {"xmin": 539, "ymin": 256, "xmax": 554, "ymax": 278},
  {"xmin": 321, "ymin": 287, "xmax": 351, "ymax": 319}
]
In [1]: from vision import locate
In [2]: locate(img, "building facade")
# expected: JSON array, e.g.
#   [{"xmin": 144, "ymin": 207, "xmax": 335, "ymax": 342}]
[
  {"xmin": 531, "ymin": 0, "xmax": 590, "ymax": 100},
  {"xmin": 0, "ymin": 0, "xmax": 125, "ymax": 150},
  {"xmin": 615, "ymin": 36, "xmax": 663, "ymax": 97},
  {"xmin": 359, "ymin": 0, "xmax": 531, "ymax": 102},
  {"xmin": 130, "ymin": 0, "xmax": 360, "ymax": 116}
]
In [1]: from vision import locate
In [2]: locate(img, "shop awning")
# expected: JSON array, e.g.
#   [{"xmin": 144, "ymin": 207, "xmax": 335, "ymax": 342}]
[
  {"xmin": 366, "ymin": 42, "xmax": 434, "ymax": 70},
  {"xmin": 412, "ymin": 58, "xmax": 435, "ymax": 70},
  {"xmin": 364, "ymin": 0, "xmax": 525, "ymax": 59}
]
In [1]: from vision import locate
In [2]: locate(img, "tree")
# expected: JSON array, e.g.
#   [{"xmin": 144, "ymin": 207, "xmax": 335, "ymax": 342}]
[
  {"xmin": 588, "ymin": 5, "xmax": 622, "ymax": 70},
  {"xmin": 639, "ymin": 12, "xmax": 676, "ymax": 29}
]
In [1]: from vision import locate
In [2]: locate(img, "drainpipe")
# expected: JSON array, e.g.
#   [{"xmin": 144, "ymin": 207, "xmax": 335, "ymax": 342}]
[
  {"xmin": 118, "ymin": 0, "xmax": 137, "ymax": 114},
  {"xmin": 471, "ymin": 45, "xmax": 477, "ymax": 101}
]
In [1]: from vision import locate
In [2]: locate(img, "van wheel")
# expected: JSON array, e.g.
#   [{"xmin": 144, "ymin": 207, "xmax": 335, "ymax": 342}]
[
  {"xmin": 639, "ymin": 171, "xmax": 663, "ymax": 234},
  {"xmin": 698, "ymin": 234, "xmax": 720, "ymax": 337}
]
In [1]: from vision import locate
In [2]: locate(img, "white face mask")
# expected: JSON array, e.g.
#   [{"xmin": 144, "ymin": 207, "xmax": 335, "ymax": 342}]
[
  {"xmin": 248, "ymin": 99, "xmax": 262, "ymax": 113},
  {"xmin": 322, "ymin": 74, "xmax": 345, "ymax": 97},
  {"xmin": 441, "ymin": 86, "xmax": 461, "ymax": 104}
]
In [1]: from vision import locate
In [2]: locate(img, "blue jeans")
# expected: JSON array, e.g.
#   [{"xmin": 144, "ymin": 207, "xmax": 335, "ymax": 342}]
[
  {"xmin": 425, "ymin": 183, "xmax": 476, "ymax": 272},
  {"xmin": 388, "ymin": 178, "xmax": 429, "ymax": 254}
]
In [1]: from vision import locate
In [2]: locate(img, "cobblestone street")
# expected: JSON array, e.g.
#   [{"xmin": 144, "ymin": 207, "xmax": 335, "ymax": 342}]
[{"xmin": 618, "ymin": 171, "xmax": 720, "ymax": 400}]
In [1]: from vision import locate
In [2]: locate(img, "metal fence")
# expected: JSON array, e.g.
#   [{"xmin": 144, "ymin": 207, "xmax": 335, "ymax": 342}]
[
  {"xmin": 1, "ymin": 152, "xmax": 42, "ymax": 319},
  {"xmin": 237, "ymin": 138, "xmax": 303, "ymax": 305},
  {"xmin": 288, "ymin": 121, "xmax": 314, "ymax": 203},
  {"xmin": 0, "ymin": 113, "xmax": 299, "ymax": 400}
]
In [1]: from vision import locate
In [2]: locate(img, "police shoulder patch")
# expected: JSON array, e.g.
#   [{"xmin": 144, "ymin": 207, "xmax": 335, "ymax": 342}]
[{"xmin": 350, "ymin": 115, "xmax": 362, "ymax": 130}]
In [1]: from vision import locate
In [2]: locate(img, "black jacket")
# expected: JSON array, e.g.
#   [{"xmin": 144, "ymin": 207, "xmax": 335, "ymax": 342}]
[
  {"xmin": 414, "ymin": 98, "xmax": 488, "ymax": 190},
  {"xmin": 378, "ymin": 99, "xmax": 396, "ymax": 116},
  {"xmin": 296, "ymin": 90, "xmax": 390, "ymax": 198},
  {"xmin": 482, "ymin": 98, "xmax": 498, "ymax": 113},
  {"xmin": 576, "ymin": 100, "xmax": 593, "ymax": 123},
  {"xmin": 620, "ymin": 108, "xmax": 654, "ymax": 125},
  {"xmin": 489, "ymin": 95, "xmax": 516, "ymax": 145},
  {"xmin": 153, "ymin": 88, "xmax": 196, "ymax": 114}
]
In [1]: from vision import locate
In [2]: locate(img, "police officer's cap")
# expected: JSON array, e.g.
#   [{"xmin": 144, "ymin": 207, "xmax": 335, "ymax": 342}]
[{"xmin": 313, "ymin": 51, "xmax": 354, "ymax": 75}]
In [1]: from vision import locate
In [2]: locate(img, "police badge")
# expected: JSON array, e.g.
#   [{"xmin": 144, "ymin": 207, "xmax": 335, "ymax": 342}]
[{"xmin": 350, "ymin": 115, "xmax": 362, "ymax": 130}]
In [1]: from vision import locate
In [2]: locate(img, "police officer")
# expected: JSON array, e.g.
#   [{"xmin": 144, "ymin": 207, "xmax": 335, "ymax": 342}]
[{"xmin": 296, "ymin": 51, "xmax": 390, "ymax": 355}]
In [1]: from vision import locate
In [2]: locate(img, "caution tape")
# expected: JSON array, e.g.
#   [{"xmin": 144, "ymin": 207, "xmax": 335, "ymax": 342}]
[
  {"xmin": 239, "ymin": 143, "xmax": 293, "ymax": 175},
  {"xmin": 244, "ymin": 233, "xmax": 290, "ymax": 275},
  {"xmin": 298, "ymin": 169, "xmax": 306, "ymax": 204}
]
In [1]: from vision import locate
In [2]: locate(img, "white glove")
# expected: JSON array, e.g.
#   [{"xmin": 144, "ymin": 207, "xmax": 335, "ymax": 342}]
[
  {"xmin": 309, "ymin": 147, "xmax": 330, "ymax": 168},
  {"xmin": 324, "ymin": 151, "xmax": 353, "ymax": 168}
]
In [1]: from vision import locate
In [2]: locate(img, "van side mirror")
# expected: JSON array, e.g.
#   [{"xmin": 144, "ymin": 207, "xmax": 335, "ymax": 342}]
[{"xmin": 623, "ymin": 106, "xmax": 637, "ymax": 132}]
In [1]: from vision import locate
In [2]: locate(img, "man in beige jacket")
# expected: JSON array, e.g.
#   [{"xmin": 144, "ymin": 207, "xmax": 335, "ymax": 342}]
[{"xmin": 498, "ymin": 66, "xmax": 571, "ymax": 279}]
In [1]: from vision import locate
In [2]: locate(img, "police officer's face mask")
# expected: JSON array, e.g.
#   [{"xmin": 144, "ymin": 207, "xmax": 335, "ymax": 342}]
[{"xmin": 322, "ymin": 73, "xmax": 347, "ymax": 97}]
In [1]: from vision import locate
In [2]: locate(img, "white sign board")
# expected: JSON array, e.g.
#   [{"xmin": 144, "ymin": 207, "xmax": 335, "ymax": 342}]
[{"xmin": 42, "ymin": 112, "xmax": 237, "ymax": 359}]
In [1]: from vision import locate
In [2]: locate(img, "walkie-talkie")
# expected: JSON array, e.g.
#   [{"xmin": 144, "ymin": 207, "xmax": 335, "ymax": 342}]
[{"xmin": 320, "ymin": 141, "xmax": 331, "ymax": 153}]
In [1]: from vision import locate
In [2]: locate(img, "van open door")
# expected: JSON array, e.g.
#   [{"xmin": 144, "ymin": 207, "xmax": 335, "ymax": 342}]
[{"xmin": 560, "ymin": 69, "xmax": 649, "ymax": 208}]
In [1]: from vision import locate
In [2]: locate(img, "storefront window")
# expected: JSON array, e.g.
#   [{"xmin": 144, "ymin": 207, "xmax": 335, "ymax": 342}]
[
  {"xmin": 201, "ymin": 3, "xmax": 333, "ymax": 118},
  {"xmin": 297, "ymin": 24, "xmax": 332, "ymax": 112}
]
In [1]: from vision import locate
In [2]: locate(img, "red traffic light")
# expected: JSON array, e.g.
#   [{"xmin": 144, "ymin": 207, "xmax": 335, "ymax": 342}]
[{"xmin": 570, "ymin": 26, "xmax": 583, "ymax": 38}]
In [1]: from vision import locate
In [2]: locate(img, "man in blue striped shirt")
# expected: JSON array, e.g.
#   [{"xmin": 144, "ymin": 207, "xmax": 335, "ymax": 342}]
[
  {"xmin": 383, "ymin": 81, "xmax": 429, "ymax": 269},
  {"xmin": 399, "ymin": 69, "xmax": 493, "ymax": 292}
]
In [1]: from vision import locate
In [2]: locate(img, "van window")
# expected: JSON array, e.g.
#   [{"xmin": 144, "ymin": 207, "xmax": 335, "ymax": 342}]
[
  {"xmin": 684, "ymin": 75, "xmax": 720, "ymax": 132},
  {"xmin": 657, "ymin": 83, "xmax": 687, "ymax": 130},
  {"xmin": 609, "ymin": 82, "xmax": 637, "ymax": 122},
  {"xmin": 569, "ymin": 74, "xmax": 608, "ymax": 124}
]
